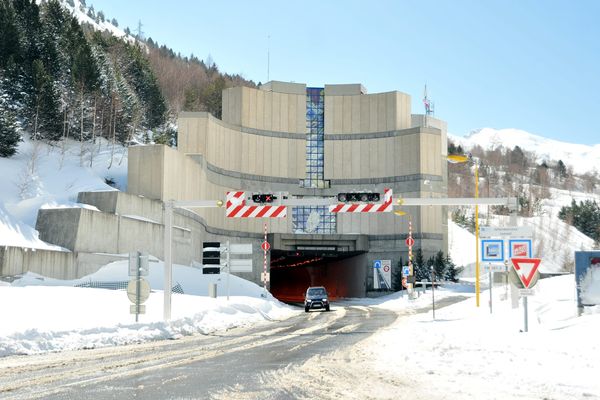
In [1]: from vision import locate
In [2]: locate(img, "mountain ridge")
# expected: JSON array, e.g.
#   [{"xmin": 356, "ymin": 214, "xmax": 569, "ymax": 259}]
[{"xmin": 449, "ymin": 127, "xmax": 600, "ymax": 175}]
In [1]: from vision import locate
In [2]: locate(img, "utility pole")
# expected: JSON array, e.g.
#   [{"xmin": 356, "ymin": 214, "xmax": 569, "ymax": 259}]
[{"xmin": 136, "ymin": 19, "xmax": 144, "ymax": 40}]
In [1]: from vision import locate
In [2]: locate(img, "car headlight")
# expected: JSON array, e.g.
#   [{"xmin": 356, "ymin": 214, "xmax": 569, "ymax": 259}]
[
  {"xmin": 322, "ymin": 299, "xmax": 328, "ymax": 302},
  {"xmin": 306, "ymin": 299, "xmax": 311, "ymax": 303}
]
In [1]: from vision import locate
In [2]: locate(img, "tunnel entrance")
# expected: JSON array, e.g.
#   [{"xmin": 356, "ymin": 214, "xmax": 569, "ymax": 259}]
[{"xmin": 269, "ymin": 248, "xmax": 367, "ymax": 303}]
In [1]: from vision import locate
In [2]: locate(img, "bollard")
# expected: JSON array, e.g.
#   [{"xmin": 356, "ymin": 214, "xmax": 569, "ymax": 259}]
[{"xmin": 209, "ymin": 283, "xmax": 217, "ymax": 298}]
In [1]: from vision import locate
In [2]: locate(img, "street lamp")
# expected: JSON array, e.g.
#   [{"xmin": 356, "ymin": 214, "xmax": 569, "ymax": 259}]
[{"xmin": 447, "ymin": 154, "xmax": 481, "ymax": 307}]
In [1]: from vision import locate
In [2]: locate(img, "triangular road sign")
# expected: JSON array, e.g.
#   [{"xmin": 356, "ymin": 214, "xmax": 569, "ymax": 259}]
[{"xmin": 511, "ymin": 258, "xmax": 542, "ymax": 289}]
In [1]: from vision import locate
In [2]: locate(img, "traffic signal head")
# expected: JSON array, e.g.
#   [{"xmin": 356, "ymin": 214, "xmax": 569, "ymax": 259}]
[
  {"xmin": 203, "ymin": 242, "xmax": 222, "ymax": 266},
  {"xmin": 337, "ymin": 192, "xmax": 380, "ymax": 203},
  {"xmin": 251, "ymin": 193, "xmax": 276, "ymax": 203}
]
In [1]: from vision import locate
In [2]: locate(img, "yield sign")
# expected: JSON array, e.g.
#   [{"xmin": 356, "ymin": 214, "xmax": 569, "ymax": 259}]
[{"xmin": 511, "ymin": 258, "xmax": 541, "ymax": 289}]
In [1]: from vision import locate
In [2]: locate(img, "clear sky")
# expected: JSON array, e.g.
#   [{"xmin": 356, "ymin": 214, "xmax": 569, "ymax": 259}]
[{"xmin": 91, "ymin": 0, "xmax": 600, "ymax": 144}]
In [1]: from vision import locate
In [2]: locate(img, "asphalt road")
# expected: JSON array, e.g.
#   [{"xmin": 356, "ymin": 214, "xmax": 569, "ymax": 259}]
[{"xmin": 0, "ymin": 296, "xmax": 465, "ymax": 399}]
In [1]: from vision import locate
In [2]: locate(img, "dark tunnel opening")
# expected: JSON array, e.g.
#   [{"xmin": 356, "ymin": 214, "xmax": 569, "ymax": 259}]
[{"xmin": 269, "ymin": 249, "xmax": 367, "ymax": 303}]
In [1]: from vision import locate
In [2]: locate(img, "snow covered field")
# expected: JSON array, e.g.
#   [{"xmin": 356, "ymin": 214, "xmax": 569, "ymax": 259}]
[
  {"xmin": 260, "ymin": 275, "xmax": 600, "ymax": 400},
  {"xmin": 2, "ymin": 260, "xmax": 599, "ymax": 400}
]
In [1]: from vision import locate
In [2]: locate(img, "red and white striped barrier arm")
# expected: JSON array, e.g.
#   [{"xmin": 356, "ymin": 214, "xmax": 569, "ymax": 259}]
[
  {"xmin": 226, "ymin": 191, "xmax": 287, "ymax": 218},
  {"xmin": 328, "ymin": 188, "xmax": 393, "ymax": 213}
]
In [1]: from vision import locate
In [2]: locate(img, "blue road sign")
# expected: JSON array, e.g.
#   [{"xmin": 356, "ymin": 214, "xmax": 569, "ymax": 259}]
[
  {"xmin": 373, "ymin": 260, "xmax": 382, "ymax": 269},
  {"xmin": 481, "ymin": 239, "xmax": 505, "ymax": 262}
]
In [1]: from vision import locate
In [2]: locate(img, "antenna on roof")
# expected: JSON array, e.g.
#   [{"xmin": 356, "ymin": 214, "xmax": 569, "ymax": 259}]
[
  {"xmin": 267, "ymin": 34, "xmax": 271, "ymax": 82},
  {"xmin": 423, "ymin": 84, "xmax": 434, "ymax": 116}
]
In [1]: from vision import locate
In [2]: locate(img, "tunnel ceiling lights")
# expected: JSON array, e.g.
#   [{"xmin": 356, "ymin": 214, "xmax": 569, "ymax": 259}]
[{"xmin": 272, "ymin": 257, "xmax": 324, "ymax": 268}]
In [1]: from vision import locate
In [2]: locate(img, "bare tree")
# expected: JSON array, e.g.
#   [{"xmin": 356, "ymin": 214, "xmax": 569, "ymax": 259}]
[{"xmin": 15, "ymin": 141, "xmax": 42, "ymax": 200}]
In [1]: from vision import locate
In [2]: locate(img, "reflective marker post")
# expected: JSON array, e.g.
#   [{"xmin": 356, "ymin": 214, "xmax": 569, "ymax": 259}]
[
  {"xmin": 431, "ymin": 267, "xmax": 436, "ymax": 320},
  {"xmin": 162, "ymin": 199, "xmax": 224, "ymax": 322},
  {"xmin": 226, "ymin": 240, "xmax": 230, "ymax": 301},
  {"xmin": 489, "ymin": 268, "xmax": 493, "ymax": 314},
  {"xmin": 523, "ymin": 296, "xmax": 529, "ymax": 333},
  {"xmin": 163, "ymin": 200, "xmax": 173, "ymax": 322}
]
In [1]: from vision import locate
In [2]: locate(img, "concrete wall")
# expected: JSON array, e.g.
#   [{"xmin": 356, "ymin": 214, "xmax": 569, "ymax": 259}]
[
  {"xmin": 0, "ymin": 246, "xmax": 121, "ymax": 280},
  {"xmin": 222, "ymin": 86, "xmax": 306, "ymax": 134},
  {"xmin": 78, "ymin": 191, "xmax": 164, "ymax": 224},
  {"xmin": 37, "ymin": 191, "xmax": 274, "ymax": 284},
  {"xmin": 178, "ymin": 113, "xmax": 306, "ymax": 182},
  {"xmin": 324, "ymin": 91, "xmax": 411, "ymax": 134},
  {"xmin": 37, "ymin": 208, "xmax": 190, "ymax": 265}
]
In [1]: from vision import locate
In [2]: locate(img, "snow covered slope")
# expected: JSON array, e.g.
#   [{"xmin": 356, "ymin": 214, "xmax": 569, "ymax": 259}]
[
  {"xmin": 0, "ymin": 138, "xmax": 127, "ymax": 249},
  {"xmin": 450, "ymin": 127, "xmax": 600, "ymax": 175},
  {"xmin": 448, "ymin": 191, "xmax": 597, "ymax": 275},
  {"xmin": 53, "ymin": 0, "xmax": 136, "ymax": 43}
]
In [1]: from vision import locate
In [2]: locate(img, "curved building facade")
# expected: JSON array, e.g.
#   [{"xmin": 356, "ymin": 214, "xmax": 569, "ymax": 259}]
[{"xmin": 128, "ymin": 81, "xmax": 448, "ymax": 300}]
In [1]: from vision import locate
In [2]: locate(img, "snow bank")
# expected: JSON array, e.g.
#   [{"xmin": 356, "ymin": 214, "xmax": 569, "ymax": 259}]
[
  {"xmin": 367, "ymin": 275, "xmax": 600, "ymax": 399},
  {"xmin": 0, "ymin": 260, "xmax": 298, "ymax": 356}
]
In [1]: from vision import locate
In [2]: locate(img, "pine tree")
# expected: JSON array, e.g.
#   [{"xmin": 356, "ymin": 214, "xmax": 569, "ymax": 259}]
[
  {"xmin": 413, "ymin": 248, "xmax": 430, "ymax": 282},
  {"xmin": 203, "ymin": 76, "xmax": 226, "ymax": 118},
  {"xmin": 0, "ymin": 0, "xmax": 21, "ymax": 70},
  {"xmin": 393, "ymin": 257, "xmax": 404, "ymax": 291},
  {"xmin": 0, "ymin": 80, "xmax": 21, "ymax": 157},
  {"xmin": 30, "ymin": 59, "xmax": 61, "ymax": 139},
  {"xmin": 184, "ymin": 87, "xmax": 200, "ymax": 111},
  {"xmin": 432, "ymin": 250, "xmax": 446, "ymax": 279},
  {"xmin": 444, "ymin": 254, "xmax": 463, "ymax": 282}
]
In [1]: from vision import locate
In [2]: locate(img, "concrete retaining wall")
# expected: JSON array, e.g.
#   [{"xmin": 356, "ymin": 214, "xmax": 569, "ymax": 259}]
[
  {"xmin": 0, "ymin": 246, "xmax": 73, "ymax": 278},
  {"xmin": 0, "ymin": 246, "xmax": 129, "ymax": 280}
]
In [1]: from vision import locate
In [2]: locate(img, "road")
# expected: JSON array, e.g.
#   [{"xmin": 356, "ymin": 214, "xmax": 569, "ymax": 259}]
[{"xmin": 0, "ymin": 296, "xmax": 464, "ymax": 399}]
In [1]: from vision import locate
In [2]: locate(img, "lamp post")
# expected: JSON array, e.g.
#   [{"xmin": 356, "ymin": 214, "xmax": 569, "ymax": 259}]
[
  {"xmin": 447, "ymin": 154, "xmax": 481, "ymax": 307},
  {"xmin": 474, "ymin": 163, "xmax": 481, "ymax": 308}
]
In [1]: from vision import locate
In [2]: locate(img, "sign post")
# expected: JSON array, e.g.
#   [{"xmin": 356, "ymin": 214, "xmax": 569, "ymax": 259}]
[
  {"xmin": 406, "ymin": 219, "xmax": 415, "ymax": 298},
  {"xmin": 262, "ymin": 223, "xmax": 269, "ymax": 296},
  {"xmin": 510, "ymin": 257, "xmax": 542, "ymax": 332},
  {"xmin": 480, "ymin": 225, "xmax": 534, "ymax": 314},
  {"xmin": 128, "ymin": 251, "xmax": 150, "ymax": 322},
  {"xmin": 431, "ymin": 266, "xmax": 436, "ymax": 320}
]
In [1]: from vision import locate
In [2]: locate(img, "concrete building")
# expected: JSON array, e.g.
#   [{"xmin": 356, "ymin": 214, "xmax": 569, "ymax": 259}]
[
  {"xmin": 17, "ymin": 81, "xmax": 448, "ymax": 300},
  {"xmin": 124, "ymin": 81, "xmax": 449, "ymax": 301}
]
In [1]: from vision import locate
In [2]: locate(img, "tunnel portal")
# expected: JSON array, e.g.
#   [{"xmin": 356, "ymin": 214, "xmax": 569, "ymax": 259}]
[{"xmin": 269, "ymin": 248, "xmax": 367, "ymax": 303}]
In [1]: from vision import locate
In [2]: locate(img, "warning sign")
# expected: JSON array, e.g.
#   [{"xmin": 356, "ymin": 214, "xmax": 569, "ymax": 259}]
[{"xmin": 511, "ymin": 258, "xmax": 541, "ymax": 289}]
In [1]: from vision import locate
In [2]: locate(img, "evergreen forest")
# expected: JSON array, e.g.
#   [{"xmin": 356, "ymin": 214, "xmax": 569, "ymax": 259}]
[{"xmin": 0, "ymin": 0, "xmax": 255, "ymax": 158}]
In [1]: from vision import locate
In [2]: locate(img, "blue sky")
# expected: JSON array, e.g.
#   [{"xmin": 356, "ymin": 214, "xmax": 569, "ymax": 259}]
[{"xmin": 92, "ymin": 0, "xmax": 599, "ymax": 145}]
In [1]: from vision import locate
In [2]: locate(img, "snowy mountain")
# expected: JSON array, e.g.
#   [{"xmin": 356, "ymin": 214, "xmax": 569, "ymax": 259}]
[
  {"xmin": 54, "ymin": 0, "xmax": 136, "ymax": 44},
  {"xmin": 449, "ymin": 128, "xmax": 600, "ymax": 175}
]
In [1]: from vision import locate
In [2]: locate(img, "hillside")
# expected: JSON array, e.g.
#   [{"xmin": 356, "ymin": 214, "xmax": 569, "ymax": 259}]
[
  {"xmin": 450, "ymin": 128, "xmax": 600, "ymax": 176},
  {"xmin": 58, "ymin": 0, "xmax": 258, "ymax": 116},
  {"xmin": 0, "ymin": 137, "xmax": 127, "ymax": 251},
  {"xmin": 0, "ymin": 0, "xmax": 256, "ymax": 158}
]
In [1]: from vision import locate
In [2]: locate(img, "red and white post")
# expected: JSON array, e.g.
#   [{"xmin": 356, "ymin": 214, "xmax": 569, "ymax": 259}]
[
  {"xmin": 263, "ymin": 222, "xmax": 268, "ymax": 293},
  {"xmin": 408, "ymin": 219, "xmax": 414, "ymax": 295}
]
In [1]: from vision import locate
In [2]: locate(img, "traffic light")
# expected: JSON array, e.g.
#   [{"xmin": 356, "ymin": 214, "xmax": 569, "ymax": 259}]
[
  {"xmin": 251, "ymin": 193, "xmax": 276, "ymax": 203},
  {"xmin": 202, "ymin": 242, "xmax": 221, "ymax": 274},
  {"xmin": 337, "ymin": 192, "xmax": 381, "ymax": 202}
]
